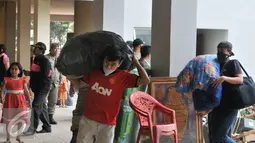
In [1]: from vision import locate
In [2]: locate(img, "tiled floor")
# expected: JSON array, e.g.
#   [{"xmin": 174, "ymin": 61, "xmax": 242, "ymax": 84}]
[{"xmin": 0, "ymin": 103, "xmax": 75, "ymax": 143}]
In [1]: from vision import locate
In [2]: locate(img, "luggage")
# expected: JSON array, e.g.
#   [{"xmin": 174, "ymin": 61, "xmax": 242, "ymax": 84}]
[
  {"xmin": 56, "ymin": 31, "xmax": 133, "ymax": 78},
  {"xmin": 192, "ymin": 84, "xmax": 222, "ymax": 112}
]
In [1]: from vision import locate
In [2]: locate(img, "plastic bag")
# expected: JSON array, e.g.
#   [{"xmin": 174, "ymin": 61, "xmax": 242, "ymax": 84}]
[{"xmin": 56, "ymin": 31, "xmax": 133, "ymax": 78}]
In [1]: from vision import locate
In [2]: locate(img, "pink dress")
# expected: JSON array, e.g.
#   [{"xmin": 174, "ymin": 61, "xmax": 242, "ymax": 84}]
[{"xmin": 1, "ymin": 77, "xmax": 28, "ymax": 124}]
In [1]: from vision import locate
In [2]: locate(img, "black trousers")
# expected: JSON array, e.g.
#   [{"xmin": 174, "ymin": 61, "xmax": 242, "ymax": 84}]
[
  {"xmin": 29, "ymin": 88, "xmax": 51, "ymax": 131},
  {"xmin": 208, "ymin": 106, "xmax": 238, "ymax": 143}
]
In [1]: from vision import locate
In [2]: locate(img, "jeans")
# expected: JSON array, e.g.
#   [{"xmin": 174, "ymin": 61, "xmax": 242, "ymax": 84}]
[{"xmin": 208, "ymin": 106, "xmax": 238, "ymax": 143}]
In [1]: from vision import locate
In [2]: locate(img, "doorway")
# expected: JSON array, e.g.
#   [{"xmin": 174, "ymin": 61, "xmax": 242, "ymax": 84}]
[{"xmin": 196, "ymin": 29, "xmax": 229, "ymax": 56}]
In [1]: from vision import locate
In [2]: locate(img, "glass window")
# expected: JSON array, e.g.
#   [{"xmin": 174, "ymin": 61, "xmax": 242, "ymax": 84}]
[
  {"xmin": 134, "ymin": 27, "xmax": 151, "ymax": 45},
  {"xmin": 134, "ymin": 27, "xmax": 152, "ymax": 63}
]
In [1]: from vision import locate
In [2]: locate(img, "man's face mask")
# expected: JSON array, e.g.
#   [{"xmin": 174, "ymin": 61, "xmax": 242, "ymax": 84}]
[
  {"xmin": 217, "ymin": 52, "xmax": 230, "ymax": 63},
  {"xmin": 103, "ymin": 66, "xmax": 116, "ymax": 76},
  {"xmin": 103, "ymin": 59, "xmax": 121, "ymax": 76}
]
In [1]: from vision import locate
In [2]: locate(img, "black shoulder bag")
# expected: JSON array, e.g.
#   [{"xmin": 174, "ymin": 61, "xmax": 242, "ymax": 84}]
[{"xmin": 223, "ymin": 60, "xmax": 255, "ymax": 110}]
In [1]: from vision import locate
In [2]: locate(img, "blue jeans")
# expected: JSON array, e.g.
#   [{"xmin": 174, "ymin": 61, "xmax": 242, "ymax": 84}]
[{"xmin": 208, "ymin": 106, "xmax": 238, "ymax": 143}]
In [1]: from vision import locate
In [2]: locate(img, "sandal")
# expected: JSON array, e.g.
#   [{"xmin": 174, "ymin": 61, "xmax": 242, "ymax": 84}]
[{"xmin": 16, "ymin": 138, "xmax": 24, "ymax": 143}]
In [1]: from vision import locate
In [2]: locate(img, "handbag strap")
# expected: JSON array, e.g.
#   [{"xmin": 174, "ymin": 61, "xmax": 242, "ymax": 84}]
[
  {"xmin": 238, "ymin": 61, "xmax": 250, "ymax": 78},
  {"xmin": 220, "ymin": 60, "xmax": 231, "ymax": 74},
  {"xmin": 221, "ymin": 60, "xmax": 249, "ymax": 78}
]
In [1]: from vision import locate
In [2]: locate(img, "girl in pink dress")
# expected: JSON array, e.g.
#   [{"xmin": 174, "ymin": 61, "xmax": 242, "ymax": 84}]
[{"xmin": 0, "ymin": 62, "xmax": 31, "ymax": 143}]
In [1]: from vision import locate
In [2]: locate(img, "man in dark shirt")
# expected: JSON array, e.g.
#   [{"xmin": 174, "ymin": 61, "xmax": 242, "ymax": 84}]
[
  {"xmin": 133, "ymin": 38, "xmax": 144, "ymax": 59},
  {"xmin": 24, "ymin": 42, "xmax": 52, "ymax": 136},
  {"xmin": 208, "ymin": 41, "xmax": 243, "ymax": 143}
]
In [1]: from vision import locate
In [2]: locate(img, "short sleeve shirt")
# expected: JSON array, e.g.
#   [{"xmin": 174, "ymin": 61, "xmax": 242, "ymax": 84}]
[
  {"xmin": 82, "ymin": 69, "xmax": 138, "ymax": 125},
  {"xmin": 220, "ymin": 59, "xmax": 242, "ymax": 107},
  {"xmin": 221, "ymin": 59, "xmax": 242, "ymax": 92}
]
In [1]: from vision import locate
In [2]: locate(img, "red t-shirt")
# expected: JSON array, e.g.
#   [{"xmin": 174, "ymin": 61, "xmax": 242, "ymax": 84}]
[{"xmin": 82, "ymin": 69, "xmax": 138, "ymax": 125}]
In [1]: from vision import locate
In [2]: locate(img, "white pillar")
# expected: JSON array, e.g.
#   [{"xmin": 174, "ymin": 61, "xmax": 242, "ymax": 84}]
[
  {"xmin": 17, "ymin": 0, "xmax": 31, "ymax": 70},
  {"xmin": 34, "ymin": 0, "xmax": 50, "ymax": 52},
  {"xmin": 151, "ymin": 0, "xmax": 197, "ymax": 77},
  {"xmin": 93, "ymin": 0, "xmax": 125, "ymax": 37},
  {"xmin": 74, "ymin": 1, "xmax": 94, "ymax": 36},
  {"xmin": 4, "ymin": 1, "xmax": 16, "ymax": 63}
]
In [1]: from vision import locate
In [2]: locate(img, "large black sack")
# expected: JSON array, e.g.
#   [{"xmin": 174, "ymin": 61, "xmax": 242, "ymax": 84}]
[{"xmin": 56, "ymin": 31, "xmax": 133, "ymax": 78}]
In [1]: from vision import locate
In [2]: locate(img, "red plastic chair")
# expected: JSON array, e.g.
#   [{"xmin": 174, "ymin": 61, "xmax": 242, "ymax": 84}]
[{"xmin": 129, "ymin": 91, "xmax": 178, "ymax": 143}]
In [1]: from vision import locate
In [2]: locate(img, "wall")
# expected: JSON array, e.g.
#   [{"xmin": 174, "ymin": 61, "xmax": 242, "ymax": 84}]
[
  {"xmin": 123, "ymin": 0, "xmax": 152, "ymax": 41},
  {"xmin": 103, "ymin": 0, "xmax": 125, "ymax": 37},
  {"xmin": 124, "ymin": 0, "xmax": 255, "ymax": 77},
  {"xmin": 170, "ymin": 0, "xmax": 197, "ymax": 76},
  {"xmin": 124, "ymin": 0, "xmax": 197, "ymax": 77},
  {"xmin": 197, "ymin": 0, "xmax": 255, "ymax": 77},
  {"xmin": 197, "ymin": 29, "xmax": 228, "ymax": 54},
  {"xmin": 0, "ymin": 3, "xmax": 5, "ymax": 43},
  {"xmin": 5, "ymin": 1, "xmax": 16, "ymax": 63},
  {"xmin": 74, "ymin": 1, "xmax": 94, "ymax": 35}
]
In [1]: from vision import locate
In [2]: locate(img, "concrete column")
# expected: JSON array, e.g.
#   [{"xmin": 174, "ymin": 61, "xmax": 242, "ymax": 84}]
[
  {"xmin": 74, "ymin": 0, "xmax": 125, "ymax": 37},
  {"xmin": 34, "ymin": 0, "xmax": 50, "ymax": 52},
  {"xmin": 5, "ymin": 1, "xmax": 16, "ymax": 63},
  {"xmin": 93, "ymin": 0, "xmax": 125, "ymax": 37},
  {"xmin": 17, "ymin": 0, "xmax": 31, "ymax": 70},
  {"xmin": 0, "ymin": 3, "xmax": 5, "ymax": 44},
  {"xmin": 74, "ymin": 1, "xmax": 94, "ymax": 36},
  {"xmin": 151, "ymin": 0, "xmax": 197, "ymax": 77}
]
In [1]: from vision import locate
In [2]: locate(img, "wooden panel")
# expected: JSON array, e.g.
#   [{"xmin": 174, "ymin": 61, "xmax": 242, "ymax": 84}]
[{"xmin": 148, "ymin": 77, "xmax": 204, "ymax": 143}]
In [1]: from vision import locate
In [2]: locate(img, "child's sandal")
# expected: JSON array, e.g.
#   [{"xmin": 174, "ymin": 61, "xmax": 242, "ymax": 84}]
[{"xmin": 16, "ymin": 138, "xmax": 24, "ymax": 143}]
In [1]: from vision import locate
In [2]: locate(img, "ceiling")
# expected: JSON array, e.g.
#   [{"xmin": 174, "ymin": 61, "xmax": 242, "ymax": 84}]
[
  {"xmin": 0, "ymin": 0, "xmax": 74, "ymax": 1},
  {"xmin": 47, "ymin": 0, "xmax": 74, "ymax": 15},
  {"xmin": 34, "ymin": 0, "xmax": 74, "ymax": 15}
]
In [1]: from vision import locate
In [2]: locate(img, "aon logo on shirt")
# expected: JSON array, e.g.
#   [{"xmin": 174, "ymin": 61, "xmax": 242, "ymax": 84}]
[{"xmin": 91, "ymin": 82, "xmax": 112, "ymax": 96}]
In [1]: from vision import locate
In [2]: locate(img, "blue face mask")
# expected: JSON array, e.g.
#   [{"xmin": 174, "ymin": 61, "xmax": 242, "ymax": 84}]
[{"xmin": 103, "ymin": 66, "xmax": 116, "ymax": 76}]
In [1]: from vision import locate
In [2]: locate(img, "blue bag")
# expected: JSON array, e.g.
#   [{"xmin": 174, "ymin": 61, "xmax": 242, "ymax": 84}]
[{"xmin": 192, "ymin": 84, "xmax": 222, "ymax": 112}]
